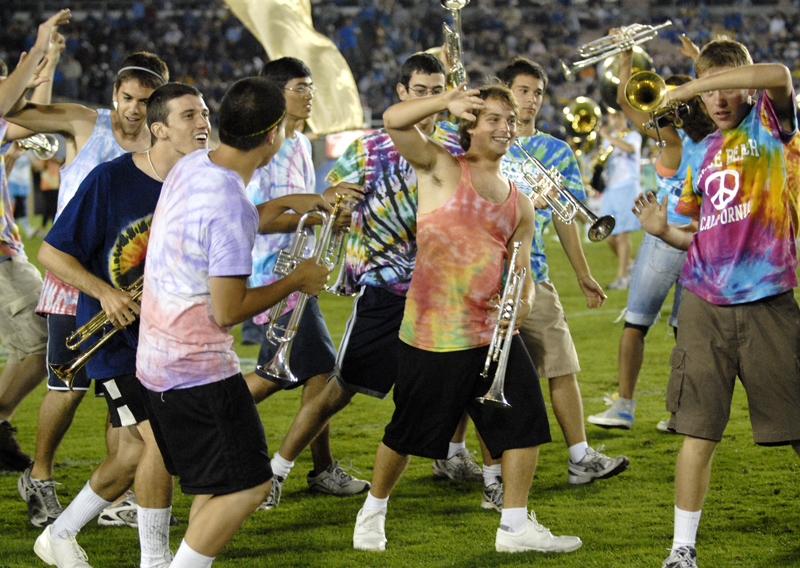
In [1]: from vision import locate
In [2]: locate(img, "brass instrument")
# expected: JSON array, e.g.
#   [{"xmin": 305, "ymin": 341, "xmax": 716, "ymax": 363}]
[
  {"xmin": 17, "ymin": 133, "xmax": 59, "ymax": 161},
  {"xmin": 598, "ymin": 47, "xmax": 654, "ymax": 111},
  {"xmin": 625, "ymin": 70, "xmax": 689, "ymax": 148},
  {"xmin": 49, "ymin": 276, "xmax": 144, "ymax": 389},
  {"xmin": 563, "ymin": 97, "xmax": 602, "ymax": 142},
  {"xmin": 325, "ymin": 219, "xmax": 356, "ymax": 297},
  {"xmin": 257, "ymin": 196, "xmax": 347, "ymax": 383},
  {"xmin": 560, "ymin": 21, "xmax": 671, "ymax": 80},
  {"xmin": 514, "ymin": 140, "xmax": 616, "ymax": 241},
  {"xmin": 477, "ymin": 241, "xmax": 526, "ymax": 408},
  {"xmin": 441, "ymin": 0, "xmax": 470, "ymax": 90}
]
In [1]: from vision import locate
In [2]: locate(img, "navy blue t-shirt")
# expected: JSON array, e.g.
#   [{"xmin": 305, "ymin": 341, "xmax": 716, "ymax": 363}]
[{"xmin": 45, "ymin": 153, "xmax": 162, "ymax": 379}]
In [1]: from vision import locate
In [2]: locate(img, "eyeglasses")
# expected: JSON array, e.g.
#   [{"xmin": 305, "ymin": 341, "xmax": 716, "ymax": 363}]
[
  {"xmin": 409, "ymin": 87, "xmax": 445, "ymax": 97},
  {"xmin": 284, "ymin": 85, "xmax": 317, "ymax": 97}
]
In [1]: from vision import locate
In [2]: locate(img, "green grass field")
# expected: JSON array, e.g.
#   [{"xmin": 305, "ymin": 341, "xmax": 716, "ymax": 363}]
[{"xmin": 2, "ymin": 228, "xmax": 799, "ymax": 568}]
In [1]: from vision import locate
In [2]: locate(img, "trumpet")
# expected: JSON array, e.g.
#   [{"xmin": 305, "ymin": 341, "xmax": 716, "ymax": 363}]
[
  {"xmin": 257, "ymin": 196, "xmax": 347, "ymax": 383},
  {"xmin": 476, "ymin": 241, "xmax": 526, "ymax": 408},
  {"xmin": 441, "ymin": 0, "xmax": 470, "ymax": 90},
  {"xmin": 325, "ymin": 219, "xmax": 356, "ymax": 297},
  {"xmin": 625, "ymin": 70, "xmax": 689, "ymax": 148},
  {"xmin": 49, "ymin": 276, "xmax": 144, "ymax": 389},
  {"xmin": 514, "ymin": 140, "xmax": 616, "ymax": 241},
  {"xmin": 17, "ymin": 133, "xmax": 59, "ymax": 161},
  {"xmin": 561, "ymin": 20, "xmax": 671, "ymax": 80}
]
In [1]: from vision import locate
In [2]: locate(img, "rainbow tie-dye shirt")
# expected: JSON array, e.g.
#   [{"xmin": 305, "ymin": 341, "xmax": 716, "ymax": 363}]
[
  {"xmin": 137, "ymin": 149, "xmax": 259, "ymax": 392},
  {"xmin": 676, "ymin": 91, "xmax": 799, "ymax": 305},
  {"xmin": 400, "ymin": 156, "xmax": 518, "ymax": 352},
  {"xmin": 325, "ymin": 125, "xmax": 464, "ymax": 296},
  {"xmin": 0, "ymin": 119, "xmax": 24, "ymax": 259}
]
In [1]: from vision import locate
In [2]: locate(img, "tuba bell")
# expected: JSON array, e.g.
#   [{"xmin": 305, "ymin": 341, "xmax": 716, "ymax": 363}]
[{"xmin": 562, "ymin": 97, "xmax": 602, "ymax": 139}]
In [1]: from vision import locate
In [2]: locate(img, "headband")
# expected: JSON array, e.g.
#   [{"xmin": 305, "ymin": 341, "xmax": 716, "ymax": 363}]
[
  {"xmin": 117, "ymin": 66, "xmax": 165, "ymax": 83},
  {"xmin": 235, "ymin": 110, "xmax": 286, "ymax": 138}
]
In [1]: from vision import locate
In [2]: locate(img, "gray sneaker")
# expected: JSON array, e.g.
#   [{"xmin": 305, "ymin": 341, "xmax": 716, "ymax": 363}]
[
  {"xmin": 307, "ymin": 459, "xmax": 370, "ymax": 496},
  {"xmin": 481, "ymin": 477, "xmax": 503, "ymax": 512},
  {"xmin": 432, "ymin": 448, "xmax": 483, "ymax": 482},
  {"xmin": 18, "ymin": 466, "xmax": 63, "ymax": 527},
  {"xmin": 663, "ymin": 546, "xmax": 698, "ymax": 567},
  {"xmin": 97, "ymin": 491, "xmax": 137, "ymax": 527},
  {"xmin": 567, "ymin": 445, "xmax": 629, "ymax": 485},
  {"xmin": 257, "ymin": 475, "xmax": 284, "ymax": 510}
]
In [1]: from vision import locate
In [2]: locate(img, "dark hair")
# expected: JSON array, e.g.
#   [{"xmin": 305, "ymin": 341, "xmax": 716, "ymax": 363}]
[
  {"xmin": 497, "ymin": 57, "xmax": 548, "ymax": 92},
  {"xmin": 259, "ymin": 57, "xmax": 312, "ymax": 88},
  {"xmin": 665, "ymin": 74, "xmax": 716, "ymax": 143},
  {"xmin": 399, "ymin": 53, "xmax": 445, "ymax": 88},
  {"xmin": 146, "ymin": 83, "xmax": 203, "ymax": 144},
  {"xmin": 114, "ymin": 52, "xmax": 169, "ymax": 92},
  {"xmin": 457, "ymin": 83, "xmax": 519, "ymax": 151},
  {"xmin": 218, "ymin": 77, "xmax": 286, "ymax": 151},
  {"xmin": 0, "ymin": 59, "xmax": 7, "ymax": 78}
]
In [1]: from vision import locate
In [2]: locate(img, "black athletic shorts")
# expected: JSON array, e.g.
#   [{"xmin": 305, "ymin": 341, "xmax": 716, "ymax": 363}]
[
  {"xmin": 383, "ymin": 335, "xmax": 551, "ymax": 460},
  {"xmin": 142, "ymin": 373, "xmax": 272, "ymax": 495}
]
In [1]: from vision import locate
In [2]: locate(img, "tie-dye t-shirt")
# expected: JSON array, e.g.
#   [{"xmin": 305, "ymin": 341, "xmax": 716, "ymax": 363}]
[
  {"xmin": 0, "ymin": 119, "xmax": 24, "ymax": 259},
  {"xmin": 38, "ymin": 109, "xmax": 126, "ymax": 316},
  {"xmin": 137, "ymin": 149, "xmax": 259, "ymax": 392},
  {"xmin": 436, "ymin": 122, "xmax": 585, "ymax": 283},
  {"xmin": 245, "ymin": 133, "xmax": 315, "ymax": 324},
  {"xmin": 658, "ymin": 130, "xmax": 696, "ymax": 227},
  {"xmin": 326, "ymin": 125, "xmax": 464, "ymax": 296},
  {"xmin": 400, "ymin": 156, "xmax": 518, "ymax": 352},
  {"xmin": 44, "ymin": 154, "xmax": 160, "ymax": 379},
  {"xmin": 676, "ymin": 91, "xmax": 799, "ymax": 305}
]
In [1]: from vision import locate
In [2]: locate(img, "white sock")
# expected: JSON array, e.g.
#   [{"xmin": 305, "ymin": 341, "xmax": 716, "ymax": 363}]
[
  {"xmin": 362, "ymin": 491, "xmax": 389, "ymax": 513},
  {"xmin": 483, "ymin": 463, "xmax": 502, "ymax": 487},
  {"xmin": 568, "ymin": 442, "xmax": 590, "ymax": 464},
  {"xmin": 170, "ymin": 539, "xmax": 214, "ymax": 568},
  {"xmin": 672, "ymin": 506, "xmax": 702, "ymax": 550},
  {"xmin": 50, "ymin": 481, "xmax": 112, "ymax": 541},
  {"xmin": 499, "ymin": 507, "xmax": 528, "ymax": 533},
  {"xmin": 138, "ymin": 506, "xmax": 172, "ymax": 568},
  {"xmin": 270, "ymin": 451, "xmax": 294, "ymax": 480},
  {"xmin": 447, "ymin": 441, "xmax": 466, "ymax": 459}
]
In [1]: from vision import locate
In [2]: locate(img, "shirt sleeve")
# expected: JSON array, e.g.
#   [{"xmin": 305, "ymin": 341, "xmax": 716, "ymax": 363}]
[{"xmin": 326, "ymin": 137, "xmax": 367, "ymax": 187}]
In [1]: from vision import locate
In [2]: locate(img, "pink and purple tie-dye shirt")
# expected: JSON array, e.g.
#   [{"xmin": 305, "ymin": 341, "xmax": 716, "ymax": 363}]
[
  {"xmin": 246, "ymin": 133, "xmax": 315, "ymax": 324},
  {"xmin": 38, "ymin": 109, "xmax": 126, "ymax": 316},
  {"xmin": 137, "ymin": 149, "xmax": 259, "ymax": 392},
  {"xmin": 399, "ymin": 156, "xmax": 519, "ymax": 352},
  {"xmin": 676, "ymin": 91, "xmax": 799, "ymax": 305}
]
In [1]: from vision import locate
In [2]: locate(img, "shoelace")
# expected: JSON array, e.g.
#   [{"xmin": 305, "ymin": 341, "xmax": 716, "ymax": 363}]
[
  {"xmin": 58, "ymin": 532, "xmax": 89, "ymax": 562},
  {"xmin": 40, "ymin": 481, "xmax": 62, "ymax": 514},
  {"xmin": 665, "ymin": 547, "xmax": 696, "ymax": 567},
  {"xmin": 335, "ymin": 457, "xmax": 363, "ymax": 476},
  {"xmin": 601, "ymin": 393, "xmax": 619, "ymax": 407}
]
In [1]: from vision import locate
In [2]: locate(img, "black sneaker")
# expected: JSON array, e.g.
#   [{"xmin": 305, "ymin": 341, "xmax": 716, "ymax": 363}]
[{"xmin": 0, "ymin": 420, "xmax": 33, "ymax": 472}]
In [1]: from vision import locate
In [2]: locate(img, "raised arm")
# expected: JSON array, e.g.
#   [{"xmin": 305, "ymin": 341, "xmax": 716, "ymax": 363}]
[
  {"xmin": 0, "ymin": 10, "xmax": 70, "ymax": 117},
  {"xmin": 666, "ymin": 63, "xmax": 795, "ymax": 131},
  {"xmin": 383, "ymin": 85, "xmax": 484, "ymax": 171}
]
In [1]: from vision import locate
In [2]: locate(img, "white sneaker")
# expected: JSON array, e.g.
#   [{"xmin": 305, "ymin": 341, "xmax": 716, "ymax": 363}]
[
  {"xmin": 587, "ymin": 393, "xmax": 636, "ymax": 429},
  {"xmin": 567, "ymin": 445, "xmax": 629, "ymax": 485},
  {"xmin": 257, "ymin": 475, "xmax": 284, "ymax": 510},
  {"xmin": 353, "ymin": 507, "xmax": 387, "ymax": 551},
  {"xmin": 495, "ymin": 511, "xmax": 582, "ymax": 553},
  {"xmin": 307, "ymin": 459, "xmax": 370, "ymax": 496},
  {"xmin": 34, "ymin": 525, "xmax": 93, "ymax": 567},
  {"xmin": 431, "ymin": 448, "xmax": 483, "ymax": 482},
  {"xmin": 481, "ymin": 477, "xmax": 503, "ymax": 512},
  {"xmin": 663, "ymin": 546, "xmax": 698, "ymax": 567},
  {"xmin": 97, "ymin": 491, "xmax": 137, "ymax": 527}
]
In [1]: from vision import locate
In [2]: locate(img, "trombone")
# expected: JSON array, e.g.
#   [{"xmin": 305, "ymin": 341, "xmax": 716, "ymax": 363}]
[
  {"xmin": 560, "ymin": 20, "xmax": 671, "ymax": 80},
  {"xmin": 625, "ymin": 70, "xmax": 689, "ymax": 148},
  {"xmin": 476, "ymin": 241, "xmax": 526, "ymax": 408},
  {"xmin": 17, "ymin": 133, "xmax": 59, "ymax": 161},
  {"xmin": 256, "ymin": 195, "xmax": 348, "ymax": 383},
  {"xmin": 49, "ymin": 276, "xmax": 144, "ymax": 389},
  {"xmin": 513, "ymin": 140, "xmax": 616, "ymax": 242}
]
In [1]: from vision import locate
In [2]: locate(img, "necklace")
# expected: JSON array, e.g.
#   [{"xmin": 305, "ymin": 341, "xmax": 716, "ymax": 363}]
[{"xmin": 146, "ymin": 149, "xmax": 164, "ymax": 182}]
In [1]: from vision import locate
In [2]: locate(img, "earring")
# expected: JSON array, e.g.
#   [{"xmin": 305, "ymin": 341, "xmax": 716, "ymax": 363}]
[
  {"xmin": 747, "ymin": 95, "xmax": 753, "ymax": 106},
  {"xmin": 113, "ymin": 101, "xmax": 118, "ymax": 110}
]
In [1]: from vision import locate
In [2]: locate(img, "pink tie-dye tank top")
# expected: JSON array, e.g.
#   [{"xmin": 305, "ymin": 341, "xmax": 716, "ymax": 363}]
[{"xmin": 399, "ymin": 155, "xmax": 518, "ymax": 352}]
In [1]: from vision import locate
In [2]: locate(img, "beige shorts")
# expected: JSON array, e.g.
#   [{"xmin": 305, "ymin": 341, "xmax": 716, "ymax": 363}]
[
  {"xmin": 518, "ymin": 280, "xmax": 580, "ymax": 379},
  {"xmin": 666, "ymin": 290, "xmax": 800, "ymax": 445},
  {"xmin": 0, "ymin": 257, "xmax": 48, "ymax": 364}
]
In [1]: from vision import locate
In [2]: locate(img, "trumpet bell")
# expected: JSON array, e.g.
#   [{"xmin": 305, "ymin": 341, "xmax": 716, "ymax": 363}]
[
  {"xmin": 256, "ymin": 342, "xmax": 298, "ymax": 384},
  {"xmin": 17, "ymin": 133, "xmax": 59, "ymax": 161},
  {"xmin": 625, "ymin": 70, "xmax": 666, "ymax": 113},
  {"xmin": 587, "ymin": 215, "xmax": 616, "ymax": 242},
  {"xmin": 598, "ymin": 47, "xmax": 654, "ymax": 111}
]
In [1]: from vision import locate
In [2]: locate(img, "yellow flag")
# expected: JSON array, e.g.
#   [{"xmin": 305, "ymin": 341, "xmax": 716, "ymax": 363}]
[{"xmin": 224, "ymin": 0, "xmax": 363, "ymax": 135}]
